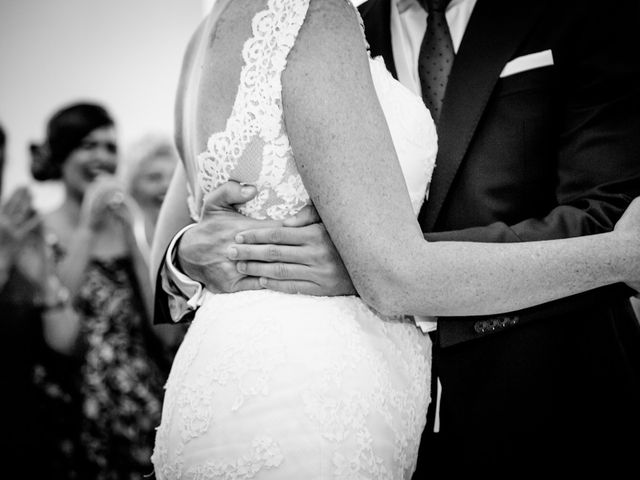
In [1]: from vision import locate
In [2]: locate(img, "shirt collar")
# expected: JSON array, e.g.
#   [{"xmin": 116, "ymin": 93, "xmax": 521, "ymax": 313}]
[
  {"xmin": 397, "ymin": 0, "xmax": 467, "ymax": 14},
  {"xmin": 397, "ymin": 0, "xmax": 420, "ymax": 14}
]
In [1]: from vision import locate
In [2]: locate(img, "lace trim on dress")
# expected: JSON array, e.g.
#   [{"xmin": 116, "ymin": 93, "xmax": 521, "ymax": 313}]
[
  {"xmin": 193, "ymin": 0, "xmax": 312, "ymax": 221},
  {"xmin": 189, "ymin": 0, "xmax": 370, "ymax": 222}
]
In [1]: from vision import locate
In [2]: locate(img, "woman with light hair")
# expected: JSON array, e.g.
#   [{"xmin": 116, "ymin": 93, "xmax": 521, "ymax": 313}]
[
  {"xmin": 122, "ymin": 132, "xmax": 188, "ymax": 368},
  {"xmin": 122, "ymin": 133, "xmax": 179, "ymax": 253}
]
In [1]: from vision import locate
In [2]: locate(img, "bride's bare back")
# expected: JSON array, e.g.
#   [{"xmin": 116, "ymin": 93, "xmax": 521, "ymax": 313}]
[{"xmin": 175, "ymin": 0, "xmax": 263, "ymax": 184}]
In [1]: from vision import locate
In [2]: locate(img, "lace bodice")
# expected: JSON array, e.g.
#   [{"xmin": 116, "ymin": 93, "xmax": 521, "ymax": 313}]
[{"xmin": 187, "ymin": 0, "xmax": 437, "ymax": 222}]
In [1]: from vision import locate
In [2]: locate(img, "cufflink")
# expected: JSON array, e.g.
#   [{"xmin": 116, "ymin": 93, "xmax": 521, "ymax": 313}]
[{"xmin": 473, "ymin": 315, "xmax": 519, "ymax": 334}]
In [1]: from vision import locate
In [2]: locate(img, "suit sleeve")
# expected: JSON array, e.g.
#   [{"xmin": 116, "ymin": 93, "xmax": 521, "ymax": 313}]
[
  {"xmin": 427, "ymin": 3, "xmax": 640, "ymax": 244},
  {"xmin": 152, "ymin": 225, "xmax": 202, "ymax": 325}
]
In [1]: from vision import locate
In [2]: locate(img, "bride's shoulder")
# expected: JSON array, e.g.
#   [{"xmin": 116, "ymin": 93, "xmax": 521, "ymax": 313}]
[
  {"xmin": 293, "ymin": 0, "xmax": 368, "ymax": 63},
  {"xmin": 305, "ymin": 0, "xmax": 364, "ymax": 30},
  {"xmin": 283, "ymin": 0, "xmax": 378, "ymax": 136}
]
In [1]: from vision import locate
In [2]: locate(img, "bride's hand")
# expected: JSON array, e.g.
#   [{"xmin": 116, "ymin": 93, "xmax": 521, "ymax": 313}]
[{"xmin": 613, "ymin": 197, "xmax": 640, "ymax": 295}]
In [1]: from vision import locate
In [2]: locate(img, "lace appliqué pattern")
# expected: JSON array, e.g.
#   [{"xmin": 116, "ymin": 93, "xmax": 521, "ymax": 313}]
[
  {"xmin": 190, "ymin": 0, "xmax": 370, "ymax": 223},
  {"xmin": 192, "ymin": 0, "xmax": 312, "ymax": 222},
  {"xmin": 154, "ymin": 291, "xmax": 431, "ymax": 480}
]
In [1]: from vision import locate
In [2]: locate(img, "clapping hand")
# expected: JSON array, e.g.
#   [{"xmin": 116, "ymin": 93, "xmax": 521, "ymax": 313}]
[
  {"xmin": 0, "ymin": 186, "xmax": 47, "ymax": 294},
  {"xmin": 79, "ymin": 174, "xmax": 134, "ymax": 231},
  {"xmin": 0, "ymin": 186, "xmax": 40, "ymax": 240}
]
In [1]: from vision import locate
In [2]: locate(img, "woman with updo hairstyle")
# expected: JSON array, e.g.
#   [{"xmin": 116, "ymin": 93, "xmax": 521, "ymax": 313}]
[{"xmin": 31, "ymin": 101, "xmax": 167, "ymax": 479}]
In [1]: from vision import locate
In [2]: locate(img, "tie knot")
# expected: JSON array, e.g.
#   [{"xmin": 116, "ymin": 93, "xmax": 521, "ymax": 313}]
[{"xmin": 420, "ymin": 0, "xmax": 451, "ymax": 13}]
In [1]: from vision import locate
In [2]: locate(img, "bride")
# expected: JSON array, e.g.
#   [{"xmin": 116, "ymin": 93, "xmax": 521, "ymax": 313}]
[{"xmin": 150, "ymin": 0, "xmax": 640, "ymax": 478}]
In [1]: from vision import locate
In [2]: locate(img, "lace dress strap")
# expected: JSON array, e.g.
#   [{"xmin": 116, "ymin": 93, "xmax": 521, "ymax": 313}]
[{"xmin": 193, "ymin": 0, "xmax": 311, "ymax": 220}]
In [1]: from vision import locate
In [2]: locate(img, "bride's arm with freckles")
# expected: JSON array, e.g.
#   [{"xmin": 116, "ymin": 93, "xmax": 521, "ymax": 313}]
[{"xmin": 278, "ymin": 0, "xmax": 638, "ymax": 317}]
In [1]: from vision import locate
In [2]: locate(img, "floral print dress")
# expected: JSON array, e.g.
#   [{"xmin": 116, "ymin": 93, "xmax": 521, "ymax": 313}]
[{"xmin": 74, "ymin": 256, "xmax": 167, "ymax": 480}]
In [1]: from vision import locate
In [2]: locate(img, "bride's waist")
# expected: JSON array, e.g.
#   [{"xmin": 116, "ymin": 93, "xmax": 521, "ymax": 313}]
[
  {"xmin": 196, "ymin": 290, "xmax": 428, "ymax": 333},
  {"xmin": 189, "ymin": 289, "xmax": 426, "ymax": 352},
  {"xmin": 199, "ymin": 289, "xmax": 364, "ymax": 312}
]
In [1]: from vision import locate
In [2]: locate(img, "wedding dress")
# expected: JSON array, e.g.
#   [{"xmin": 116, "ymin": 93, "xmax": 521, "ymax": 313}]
[{"xmin": 152, "ymin": 0, "xmax": 438, "ymax": 478}]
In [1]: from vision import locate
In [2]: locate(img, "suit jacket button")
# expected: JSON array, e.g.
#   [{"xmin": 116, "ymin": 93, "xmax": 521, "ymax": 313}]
[{"xmin": 474, "ymin": 320, "xmax": 488, "ymax": 334}]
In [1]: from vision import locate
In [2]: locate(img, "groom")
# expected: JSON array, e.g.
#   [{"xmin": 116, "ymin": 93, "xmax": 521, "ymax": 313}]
[{"xmin": 155, "ymin": 0, "xmax": 640, "ymax": 475}]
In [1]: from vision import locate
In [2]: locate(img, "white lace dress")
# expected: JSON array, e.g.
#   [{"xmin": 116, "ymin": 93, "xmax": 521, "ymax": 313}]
[{"xmin": 151, "ymin": 0, "xmax": 438, "ymax": 478}]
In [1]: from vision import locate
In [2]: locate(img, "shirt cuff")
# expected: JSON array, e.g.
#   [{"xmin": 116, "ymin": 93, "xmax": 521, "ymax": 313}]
[
  {"xmin": 414, "ymin": 315, "xmax": 438, "ymax": 333},
  {"xmin": 162, "ymin": 224, "xmax": 206, "ymax": 320}
]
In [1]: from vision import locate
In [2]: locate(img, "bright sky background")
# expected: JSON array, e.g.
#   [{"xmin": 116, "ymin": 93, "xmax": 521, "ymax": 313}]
[
  {"xmin": 0, "ymin": 0, "xmax": 207, "ymax": 210},
  {"xmin": 0, "ymin": 0, "xmax": 367, "ymax": 211}
]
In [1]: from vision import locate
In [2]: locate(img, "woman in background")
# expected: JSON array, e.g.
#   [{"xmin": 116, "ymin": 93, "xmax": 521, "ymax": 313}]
[
  {"xmin": 0, "ymin": 123, "xmax": 78, "ymax": 477},
  {"xmin": 31, "ymin": 102, "xmax": 166, "ymax": 479},
  {"xmin": 123, "ymin": 133, "xmax": 178, "ymax": 251},
  {"xmin": 122, "ymin": 132, "xmax": 187, "ymax": 371}
]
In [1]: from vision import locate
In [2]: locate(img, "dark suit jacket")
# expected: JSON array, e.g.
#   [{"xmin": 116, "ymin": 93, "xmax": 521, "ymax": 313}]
[{"xmin": 360, "ymin": 0, "xmax": 640, "ymax": 474}]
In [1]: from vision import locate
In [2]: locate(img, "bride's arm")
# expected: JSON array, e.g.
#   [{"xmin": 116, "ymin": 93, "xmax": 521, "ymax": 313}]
[
  {"xmin": 281, "ymin": 0, "xmax": 638, "ymax": 317},
  {"xmin": 150, "ymin": 161, "xmax": 192, "ymax": 290}
]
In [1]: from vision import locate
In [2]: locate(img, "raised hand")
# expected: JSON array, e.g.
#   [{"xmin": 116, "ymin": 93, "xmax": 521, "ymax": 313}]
[
  {"xmin": 0, "ymin": 187, "xmax": 40, "ymax": 264},
  {"xmin": 0, "ymin": 186, "xmax": 40, "ymax": 239},
  {"xmin": 79, "ymin": 174, "xmax": 132, "ymax": 231},
  {"xmin": 177, "ymin": 182, "xmax": 282, "ymax": 293},
  {"xmin": 0, "ymin": 186, "xmax": 52, "ymax": 298},
  {"xmin": 228, "ymin": 204, "xmax": 356, "ymax": 296}
]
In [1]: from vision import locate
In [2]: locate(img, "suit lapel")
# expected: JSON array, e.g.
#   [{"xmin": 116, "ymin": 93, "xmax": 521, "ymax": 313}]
[
  {"xmin": 419, "ymin": 0, "xmax": 549, "ymax": 231},
  {"xmin": 359, "ymin": 0, "xmax": 398, "ymax": 79}
]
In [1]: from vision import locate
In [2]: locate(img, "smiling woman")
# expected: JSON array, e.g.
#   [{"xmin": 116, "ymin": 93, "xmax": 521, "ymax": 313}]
[
  {"xmin": 0, "ymin": 0, "xmax": 204, "ymax": 212},
  {"xmin": 28, "ymin": 102, "xmax": 172, "ymax": 479}
]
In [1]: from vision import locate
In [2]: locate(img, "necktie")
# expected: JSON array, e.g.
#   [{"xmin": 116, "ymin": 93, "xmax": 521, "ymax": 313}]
[{"xmin": 418, "ymin": 0, "xmax": 454, "ymax": 125}]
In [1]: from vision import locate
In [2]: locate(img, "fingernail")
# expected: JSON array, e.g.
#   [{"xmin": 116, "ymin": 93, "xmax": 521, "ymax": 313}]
[
  {"xmin": 235, "ymin": 234, "xmax": 244, "ymax": 243},
  {"xmin": 227, "ymin": 247, "xmax": 238, "ymax": 259},
  {"xmin": 237, "ymin": 261, "xmax": 246, "ymax": 273},
  {"xmin": 241, "ymin": 186, "xmax": 255, "ymax": 197},
  {"xmin": 259, "ymin": 277, "xmax": 268, "ymax": 288}
]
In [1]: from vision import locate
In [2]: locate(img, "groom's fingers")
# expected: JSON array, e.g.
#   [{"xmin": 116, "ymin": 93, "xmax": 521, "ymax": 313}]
[
  {"xmin": 201, "ymin": 182, "xmax": 257, "ymax": 215},
  {"xmin": 236, "ymin": 223, "xmax": 325, "ymax": 246},
  {"xmin": 257, "ymin": 278, "xmax": 321, "ymax": 296},
  {"xmin": 236, "ymin": 261, "xmax": 313, "ymax": 281},
  {"xmin": 282, "ymin": 205, "xmax": 321, "ymax": 227},
  {"xmin": 230, "ymin": 275, "xmax": 264, "ymax": 292},
  {"xmin": 228, "ymin": 244, "xmax": 312, "ymax": 264}
]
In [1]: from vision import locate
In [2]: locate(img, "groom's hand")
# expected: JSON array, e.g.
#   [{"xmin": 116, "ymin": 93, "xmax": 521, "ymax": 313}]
[
  {"xmin": 177, "ymin": 182, "xmax": 282, "ymax": 293},
  {"xmin": 228, "ymin": 205, "xmax": 356, "ymax": 296}
]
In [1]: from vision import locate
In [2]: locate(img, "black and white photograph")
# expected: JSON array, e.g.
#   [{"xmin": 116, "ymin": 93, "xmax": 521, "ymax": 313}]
[{"xmin": 1, "ymin": 0, "xmax": 640, "ymax": 478}]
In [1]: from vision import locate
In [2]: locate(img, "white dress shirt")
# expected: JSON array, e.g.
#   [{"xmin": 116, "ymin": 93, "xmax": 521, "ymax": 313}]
[{"xmin": 391, "ymin": 0, "xmax": 477, "ymax": 97}]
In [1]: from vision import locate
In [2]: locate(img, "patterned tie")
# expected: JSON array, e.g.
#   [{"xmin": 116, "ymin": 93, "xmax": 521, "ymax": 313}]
[{"xmin": 417, "ymin": 0, "xmax": 454, "ymax": 125}]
